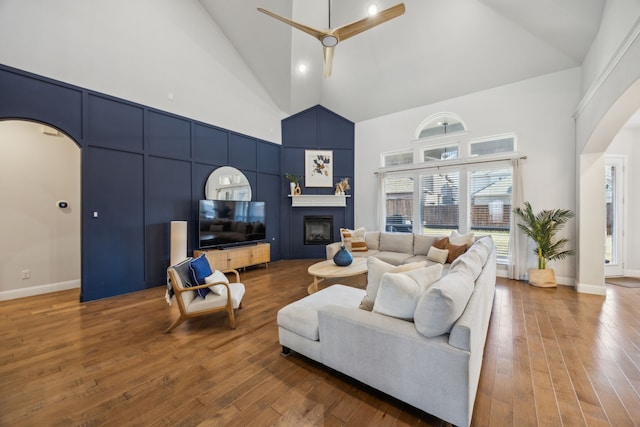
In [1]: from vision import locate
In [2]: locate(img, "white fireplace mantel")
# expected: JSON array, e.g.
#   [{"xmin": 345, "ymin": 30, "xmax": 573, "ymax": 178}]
[{"xmin": 289, "ymin": 194, "xmax": 350, "ymax": 207}]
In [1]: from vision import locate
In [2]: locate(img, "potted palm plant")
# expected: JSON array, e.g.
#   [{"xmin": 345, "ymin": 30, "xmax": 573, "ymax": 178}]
[{"xmin": 513, "ymin": 201, "xmax": 575, "ymax": 287}]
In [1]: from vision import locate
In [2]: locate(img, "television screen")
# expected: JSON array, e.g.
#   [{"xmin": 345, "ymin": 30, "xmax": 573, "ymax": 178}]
[{"xmin": 199, "ymin": 200, "xmax": 266, "ymax": 249}]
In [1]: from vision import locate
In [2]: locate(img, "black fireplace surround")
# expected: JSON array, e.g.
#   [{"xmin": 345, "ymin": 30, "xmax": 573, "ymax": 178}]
[{"xmin": 304, "ymin": 216, "xmax": 333, "ymax": 245}]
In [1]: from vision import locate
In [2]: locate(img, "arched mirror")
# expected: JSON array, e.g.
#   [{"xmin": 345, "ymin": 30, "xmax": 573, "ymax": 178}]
[{"xmin": 205, "ymin": 166, "xmax": 252, "ymax": 201}]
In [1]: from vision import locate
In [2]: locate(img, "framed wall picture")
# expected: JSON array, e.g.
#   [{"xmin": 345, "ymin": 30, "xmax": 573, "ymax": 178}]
[{"xmin": 305, "ymin": 150, "xmax": 333, "ymax": 187}]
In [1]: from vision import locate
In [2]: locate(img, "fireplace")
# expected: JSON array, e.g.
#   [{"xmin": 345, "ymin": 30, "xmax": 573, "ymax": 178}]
[{"xmin": 304, "ymin": 216, "xmax": 333, "ymax": 245}]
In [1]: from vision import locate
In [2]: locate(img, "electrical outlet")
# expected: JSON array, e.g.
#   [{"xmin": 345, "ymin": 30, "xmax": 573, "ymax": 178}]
[{"xmin": 21, "ymin": 270, "xmax": 31, "ymax": 279}]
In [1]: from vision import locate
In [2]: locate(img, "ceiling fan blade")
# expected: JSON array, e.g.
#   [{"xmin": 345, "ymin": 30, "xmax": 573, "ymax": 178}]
[
  {"xmin": 332, "ymin": 3, "xmax": 405, "ymax": 42},
  {"xmin": 323, "ymin": 46, "xmax": 335, "ymax": 78},
  {"xmin": 257, "ymin": 7, "xmax": 326, "ymax": 41}
]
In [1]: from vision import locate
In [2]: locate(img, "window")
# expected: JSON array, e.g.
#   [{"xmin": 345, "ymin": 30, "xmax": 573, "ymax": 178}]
[
  {"xmin": 382, "ymin": 150, "xmax": 413, "ymax": 167},
  {"xmin": 380, "ymin": 163, "xmax": 513, "ymax": 264},
  {"xmin": 469, "ymin": 136, "xmax": 515, "ymax": 156},
  {"xmin": 469, "ymin": 168, "xmax": 512, "ymax": 263},
  {"xmin": 419, "ymin": 172, "xmax": 460, "ymax": 237},
  {"xmin": 383, "ymin": 176, "xmax": 414, "ymax": 232},
  {"xmin": 416, "ymin": 113, "xmax": 466, "ymax": 139},
  {"xmin": 422, "ymin": 144, "xmax": 459, "ymax": 162}
]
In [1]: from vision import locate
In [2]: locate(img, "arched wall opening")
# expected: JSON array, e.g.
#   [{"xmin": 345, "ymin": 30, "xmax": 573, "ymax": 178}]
[
  {"xmin": 0, "ymin": 119, "xmax": 81, "ymax": 300},
  {"xmin": 576, "ymin": 78, "xmax": 640, "ymax": 295}
]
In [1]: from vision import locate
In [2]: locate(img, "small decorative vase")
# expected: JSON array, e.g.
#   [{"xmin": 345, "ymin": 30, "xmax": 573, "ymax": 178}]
[
  {"xmin": 290, "ymin": 182, "xmax": 296, "ymax": 196},
  {"xmin": 333, "ymin": 245, "xmax": 353, "ymax": 266},
  {"xmin": 294, "ymin": 183, "xmax": 302, "ymax": 195}
]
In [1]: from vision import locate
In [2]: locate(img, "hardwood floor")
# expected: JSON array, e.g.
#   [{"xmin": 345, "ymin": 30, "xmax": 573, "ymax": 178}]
[{"xmin": 1, "ymin": 260, "xmax": 639, "ymax": 426}]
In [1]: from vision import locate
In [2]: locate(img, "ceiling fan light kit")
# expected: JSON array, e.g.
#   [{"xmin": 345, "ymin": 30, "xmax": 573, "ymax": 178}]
[{"xmin": 258, "ymin": 3, "xmax": 405, "ymax": 77}]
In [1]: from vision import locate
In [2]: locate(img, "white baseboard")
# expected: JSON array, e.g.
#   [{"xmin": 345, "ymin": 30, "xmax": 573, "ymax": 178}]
[
  {"xmin": 0, "ymin": 279, "xmax": 80, "ymax": 301},
  {"xmin": 623, "ymin": 268, "xmax": 640, "ymax": 277},
  {"xmin": 575, "ymin": 282, "xmax": 607, "ymax": 295}
]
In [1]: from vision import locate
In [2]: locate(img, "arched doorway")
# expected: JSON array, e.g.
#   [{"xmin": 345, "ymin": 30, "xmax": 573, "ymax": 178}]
[{"xmin": 0, "ymin": 119, "xmax": 81, "ymax": 300}]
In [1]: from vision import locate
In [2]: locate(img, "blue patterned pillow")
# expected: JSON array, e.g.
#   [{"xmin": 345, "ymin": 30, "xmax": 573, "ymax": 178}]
[{"xmin": 189, "ymin": 254, "xmax": 213, "ymax": 298}]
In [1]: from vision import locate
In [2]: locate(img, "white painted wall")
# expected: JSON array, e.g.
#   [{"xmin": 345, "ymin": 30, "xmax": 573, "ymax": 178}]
[
  {"xmin": 607, "ymin": 128, "xmax": 640, "ymax": 275},
  {"xmin": 581, "ymin": 0, "xmax": 640, "ymax": 95},
  {"xmin": 0, "ymin": 0, "xmax": 285, "ymax": 144},
  {"xmin": 0, "ymin": 121, "xmax": 81, "ymax": 299},
  {"xmin": 355, "ymin": 69, "xmax": 581, "ymax": 282}
]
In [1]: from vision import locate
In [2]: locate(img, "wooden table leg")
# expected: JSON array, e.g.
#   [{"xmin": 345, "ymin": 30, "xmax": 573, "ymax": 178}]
[{"xmin": 307, "ymin": 276, "xmax": 322, "ymax": 294}]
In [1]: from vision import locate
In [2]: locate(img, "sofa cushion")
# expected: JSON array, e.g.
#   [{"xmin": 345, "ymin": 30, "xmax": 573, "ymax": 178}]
[
  {"xmin": 374, "ymin": 251, "xmax": 414, "ymax": 266},
  {"xmin": 413, "ymin": 235, "xmax": 438, "ymax": 256},
  {"xmin": 427, "ymin": 246, "xmax": 449, "ymax": 264},
  {"xmin": 359, "ymin": 258, "xmax": 427, "ymax": 311},
  {"xmin": 414, "ymin": 268, "xmax": 475, "ymax": 337},
  {"xmin": 278, "ymin": 285, "xmax": 365, "ymax": 341},
  {"xmin": 340, "ymin": 227, "xmax": 367, "ymax": 251},
  {"xmin": 365, "ymin": 231, "xmax": 380, "ymax": 250},
  {"xmin": 450, "ymin": 248, "xmax": 484, "ymax": 280},
  {"xmin": 379, "ymin": 232, "xmax": 414, "ymax": 253},
  {"xmin": 373, "ymin": 264, "xmax": 443, "ymax": 321}
]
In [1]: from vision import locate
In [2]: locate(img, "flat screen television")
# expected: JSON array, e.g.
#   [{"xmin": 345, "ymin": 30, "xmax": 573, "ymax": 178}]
[{"xmin": 198, "ymin": 200, "xmax": 266, "ymax": 249}]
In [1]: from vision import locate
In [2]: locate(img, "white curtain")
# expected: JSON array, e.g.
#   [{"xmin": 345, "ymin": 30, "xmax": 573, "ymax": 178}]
[
  {"xmin": 376, "ymin": 172, "xmax": 385, "ymax": 231},
  {"xmin": 508, "ymin": 157, "xmax": 527, "ymax": 280}
]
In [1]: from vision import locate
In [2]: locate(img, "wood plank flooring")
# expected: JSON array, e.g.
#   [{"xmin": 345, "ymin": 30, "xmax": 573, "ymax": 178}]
[{"xmin": 1, "ymin": 260, "xmax": 640, "ymax": 426}]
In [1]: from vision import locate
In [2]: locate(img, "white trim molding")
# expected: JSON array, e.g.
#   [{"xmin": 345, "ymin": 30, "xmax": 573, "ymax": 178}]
[
  {"xmin": 0, "ymin": 279, "xmax": 80, "ymax": 301},
  {"xmin": 290, "ymin": 194, "xmax": 349, "ymax": 207},
  {"xmin": 575, "ymin": 282, "xmax": 607, "ymax": 296}
]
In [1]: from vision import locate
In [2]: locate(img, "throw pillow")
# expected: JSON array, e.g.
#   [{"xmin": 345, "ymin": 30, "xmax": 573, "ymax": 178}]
[
  {"xmin": 189, "ymin": 254, "xmax": 213, "ymax": 298},
  {"xmin": 204, "ymin": 270, "xmax": 230, "ymax": 295},
  {"xmin": 432, "ymin": 236, "xmax": 466, "ymax": 263},
  {"xmin": 433, "ymin": 237, "xmax": 449, "ymax": 250},
  {"xmin": 359, "ymin": 258, "xmax": 427, "ymax": 311},
  {"xmin": 427, "ymin": 246, "xmax": 449, "ymax": 264},
  {"xmin": 414, "ymin": 268, "xmax": 474, "ymax": 337},
  {"xmin": 372, "ymin": 264, "xmax": 443, "ymax": 321},
  {"xmin": 340, "ymin": 227, "xmax": 367, "ymax": 251},
  {"xmin": 449, "ymin": 230, "xmax": 475, "ymax": 247},
  {"xmin": 445, "ymin": 242, "xmax": 467, "ymax": 264}
]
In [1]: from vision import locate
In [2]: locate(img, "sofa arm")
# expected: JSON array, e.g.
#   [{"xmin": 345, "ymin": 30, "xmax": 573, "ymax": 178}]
[{"xmin": 325, "ymin": 242, "xmax": 343, "ymax": 260}]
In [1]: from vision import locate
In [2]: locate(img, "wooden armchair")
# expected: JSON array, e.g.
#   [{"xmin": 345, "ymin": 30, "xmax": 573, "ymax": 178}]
[{"xmin": 165, "ymin": 258, "xmax": 245, "ymax": 333}]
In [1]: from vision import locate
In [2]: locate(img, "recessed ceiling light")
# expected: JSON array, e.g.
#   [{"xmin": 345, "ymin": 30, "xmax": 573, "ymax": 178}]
[
  {"xmin": 368, "ymin": 4, "xmax": 379, "ymax": 15},
  {"xmin": 298, "ymin": 63, "xmax": 307, "ymax": 73}
]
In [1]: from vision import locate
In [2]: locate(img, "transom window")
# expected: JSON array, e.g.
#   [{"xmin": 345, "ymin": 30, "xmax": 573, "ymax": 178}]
[{"xmin": 416, "ymin": 113, "xmax": 466, "ymax": 140}]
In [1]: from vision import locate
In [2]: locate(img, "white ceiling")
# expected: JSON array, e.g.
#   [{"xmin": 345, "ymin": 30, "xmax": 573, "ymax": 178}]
[{"xmin": 199, "ymin": 0, "xmax": 605, "ymax": 122}]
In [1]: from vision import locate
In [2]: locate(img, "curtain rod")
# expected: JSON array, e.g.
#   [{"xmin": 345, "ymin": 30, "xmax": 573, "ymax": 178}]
[{"xmin": 375, "ymin": 154, "xmax": 527, "ymax": 175}]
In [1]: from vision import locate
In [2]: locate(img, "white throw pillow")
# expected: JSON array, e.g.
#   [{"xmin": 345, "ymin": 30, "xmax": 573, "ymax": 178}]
[
  {"xmin": 427, "ymin": 246, "xmax": 449, "ymax": 264},
  {"xmin": 373, "ymin": 264, "xmax": 443, "ymax": 321},
  {"xmin": 204, "ymin": 270, "xmax": 230, "ymax": 295},
  {"xmin": 359, "ymin": 258, "xmax": 427, "ymax": 311},
  {"xmin": 449, "ymin": 230, "xmax": 475, "ymax": 247},
  {"xmin": 340, "ymin": 227, "xmax": 367, "ymax": 251}
]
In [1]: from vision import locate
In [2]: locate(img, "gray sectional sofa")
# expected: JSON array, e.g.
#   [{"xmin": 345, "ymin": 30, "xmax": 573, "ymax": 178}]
[{"xmin": 278, "ymin": 236, "xmax": 496, "ymax": 426}]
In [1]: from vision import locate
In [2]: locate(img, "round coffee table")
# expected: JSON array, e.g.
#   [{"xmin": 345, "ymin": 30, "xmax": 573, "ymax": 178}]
[{"xmin": 307, "ymin": 257, "xmax": 368, "ymax": 294}]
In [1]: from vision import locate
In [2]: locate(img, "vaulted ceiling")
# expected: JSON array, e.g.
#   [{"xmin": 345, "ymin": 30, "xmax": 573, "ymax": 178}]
[{"xmin": 199, "ymin": 0, "xmax": 605, "ymax": 122}]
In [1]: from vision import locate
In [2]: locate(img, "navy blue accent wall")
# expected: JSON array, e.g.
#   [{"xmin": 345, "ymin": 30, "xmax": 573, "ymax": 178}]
[
  {"xmin": 0, "ymin": 64, "xmax": 282, "ymax": 301},
  {"xmin": 281, "ymin": 105, "xmax": 355, "ymax": 259}
]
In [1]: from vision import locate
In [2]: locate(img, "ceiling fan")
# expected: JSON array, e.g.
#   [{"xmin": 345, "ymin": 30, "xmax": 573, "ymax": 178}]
[{"xmin": 257, "ymin": 2, "xmax": 405, "ymax": 77}]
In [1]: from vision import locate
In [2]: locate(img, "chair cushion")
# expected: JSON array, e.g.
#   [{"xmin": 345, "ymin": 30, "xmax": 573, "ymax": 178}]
[{"xmin": 187, "ymin": 282, "xmax": 245, "ymax": 313}]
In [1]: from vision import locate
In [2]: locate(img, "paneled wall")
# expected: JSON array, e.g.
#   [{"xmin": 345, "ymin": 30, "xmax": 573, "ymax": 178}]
[
  {"xmin": 281, "ymin": 106, "xmax": 355, "ymax": 259},
  {"xmin": 0, "ymin": 64, "xmax": 281, "ymax": 301}
]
